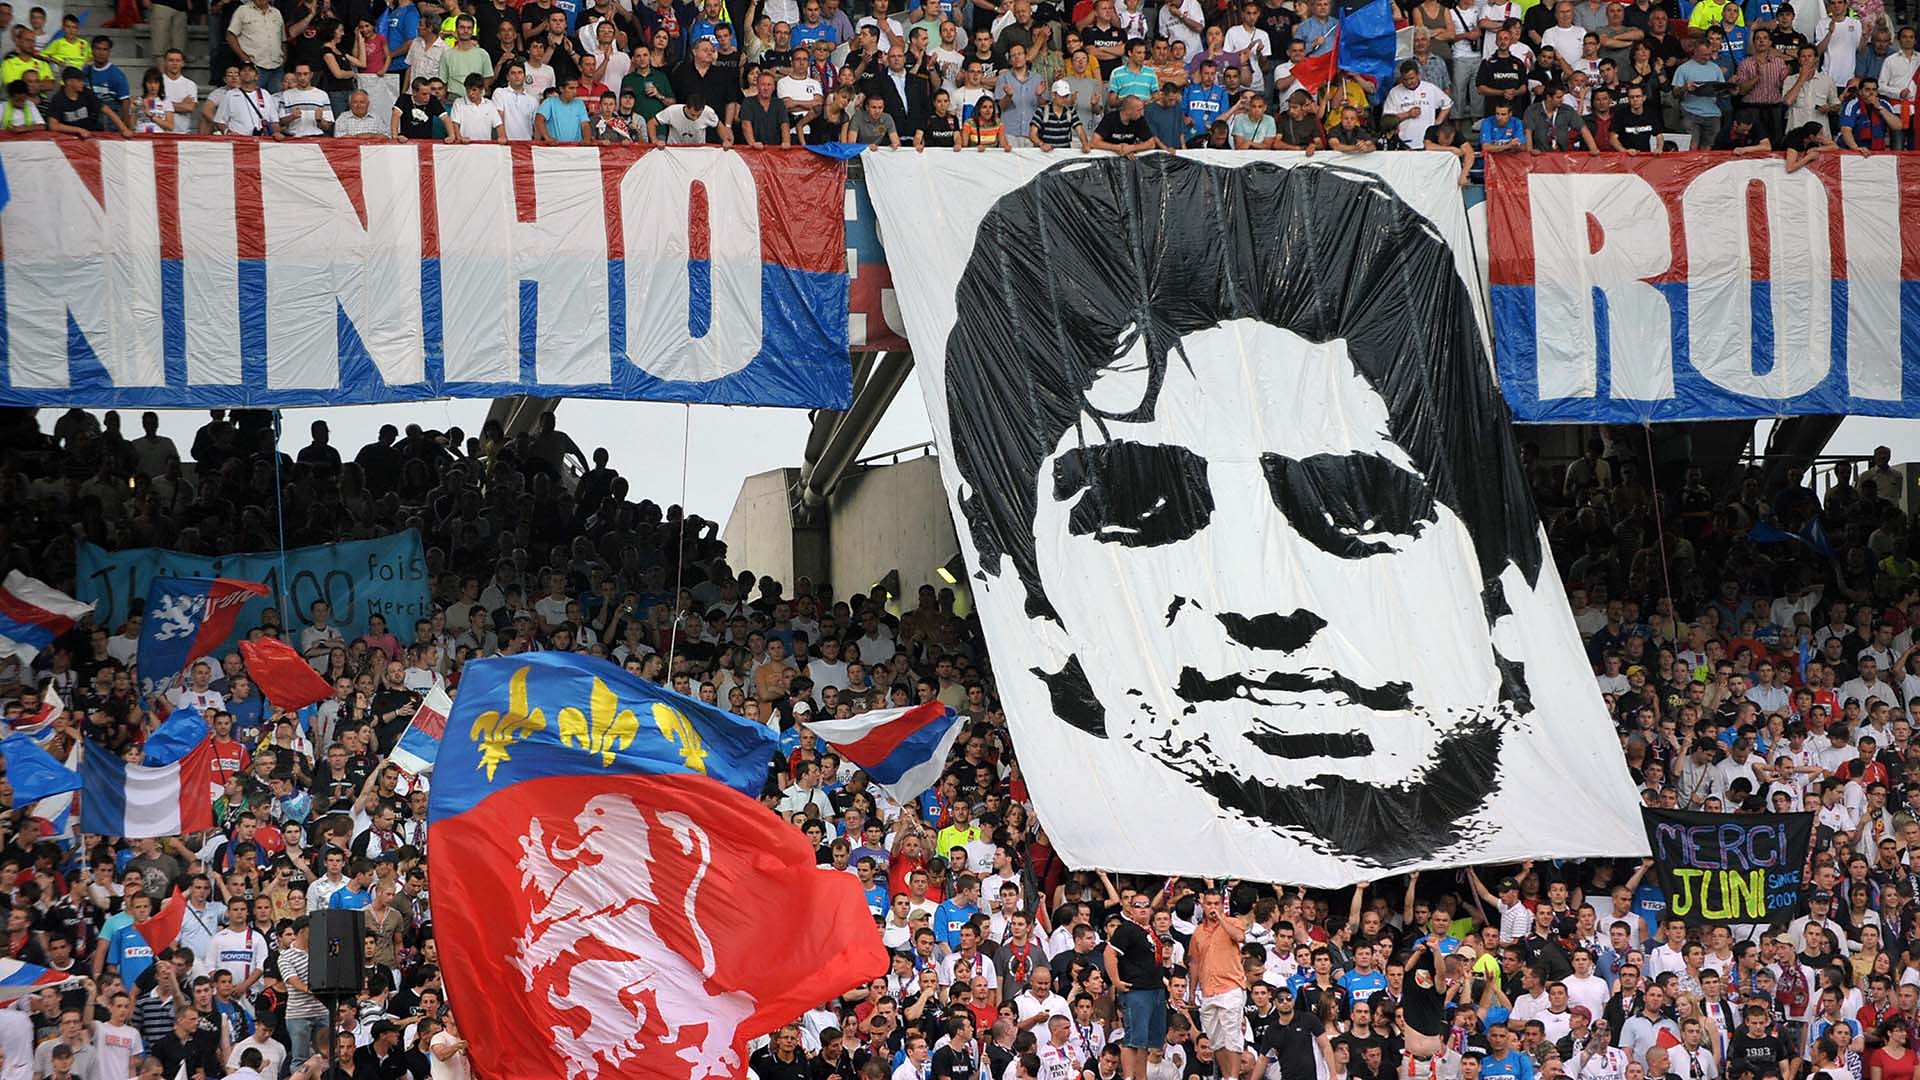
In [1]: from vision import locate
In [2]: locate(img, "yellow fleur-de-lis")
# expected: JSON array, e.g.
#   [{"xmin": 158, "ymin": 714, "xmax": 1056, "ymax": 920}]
[
  {"xmin": 559, "ymin": 677, "xmax": 640, "ymax": 766},
  {"xmin": 470, "ymin": 666, "xmax": 547, "ymax": 780},
  {"xmin": 652, "ymin": 703, "xmax": 710, "ymax": 774}
]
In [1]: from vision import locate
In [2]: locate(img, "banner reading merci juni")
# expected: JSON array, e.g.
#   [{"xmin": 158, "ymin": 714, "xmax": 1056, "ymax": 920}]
[
  {"xmin": 76, "ymin": 530, "xmax": 430, "ymax": 652},
  {"xmin": 1641, "ymin": 807, "xmax": 1814, "ymax": 926}
]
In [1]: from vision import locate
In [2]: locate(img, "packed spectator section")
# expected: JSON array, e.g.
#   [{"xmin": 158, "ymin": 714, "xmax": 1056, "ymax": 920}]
[
  {"xmin": 2, "ymin": 0, "xmax": 1914, "ymax": 158},
  {"xmin": 0, "ymin": 405, "xmax": 1915, "ymax": 1080}
]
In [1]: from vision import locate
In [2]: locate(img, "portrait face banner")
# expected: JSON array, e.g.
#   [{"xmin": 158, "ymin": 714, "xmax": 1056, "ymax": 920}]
[
  {"xmin": 1641, "ymin": 808, "xmax": 1814, "ymax": 926},
  {"xmin": 863, "ymin": 150, "xmax": 1646, "ymax": 886}
]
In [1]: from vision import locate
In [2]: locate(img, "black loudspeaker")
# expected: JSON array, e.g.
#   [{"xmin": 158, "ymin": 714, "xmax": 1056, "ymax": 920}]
[{"xmin": 308, "ymin": 909, "xmax": 366, "ymax": 996}]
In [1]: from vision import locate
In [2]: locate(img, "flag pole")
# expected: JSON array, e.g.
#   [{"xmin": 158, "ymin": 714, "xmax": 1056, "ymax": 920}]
[{"xmin": 271, "ymin": 410, "xmax": 293, "ymax": 631}]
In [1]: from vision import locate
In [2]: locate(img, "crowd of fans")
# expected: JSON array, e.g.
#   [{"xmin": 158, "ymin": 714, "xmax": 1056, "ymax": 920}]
[
  {"xmin": 2, "ymin": 0, "xmax": 1918, "ymax": 159},
  {"xmin": 0, "ymin": 404, "xmax": 1913, "ymax": 1080}
]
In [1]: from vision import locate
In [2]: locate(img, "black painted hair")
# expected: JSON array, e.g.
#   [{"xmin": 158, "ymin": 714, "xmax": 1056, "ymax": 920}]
[{"xmin": 944, "ymin": 156, "xmax": 1542, "ymax": 628}]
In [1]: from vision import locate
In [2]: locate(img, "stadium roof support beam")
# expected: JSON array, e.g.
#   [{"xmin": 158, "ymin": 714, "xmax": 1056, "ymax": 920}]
[
  {"xmin": 798, "ymin": 351, "xmax": 913, "ymax": 510},
  {"xmin": 486, "ymin": 395, "xmax": 559, "ymax": 441}
]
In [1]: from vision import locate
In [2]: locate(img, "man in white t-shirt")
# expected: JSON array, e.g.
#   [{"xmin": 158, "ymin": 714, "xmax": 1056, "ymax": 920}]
[
  {"xmin": 448, "ymin": 74, "xmax": 503, "ymax": 140},
  {"xmin": 162, "ymin": 48, "xmax": 198, "ymax": 133},
  {"xmin": 228, "ymin": 1016, "xmax": 288, "ymax": 1080},
  {"xmin": 807, "ymin": 637, "xmax": 850, "ymax": 692},
  {"xmin": 93, "ymin": 992, "xmax": 145, "ymax": 1080},
  {"xmin": 1381, "ymin": 60, "xmax": 1452, "ymax": 143},
  {"xmin": 430, "ymin": 1014, "xmax": 474, "ymax": 1080},
  {"xmin": 1221, "ymin": 2, "xmax": 1271, "ymax": 91},
  {"xmin": 277, "ymin": 61, "xmax": 332, "ymax": 136},
  {"xmin": 1158, "ymin": 0, "xmax": 1204, "ymax": 60},
  {"xmin": 168, "ymin": 660, "xmax": 227, "ymax": 715}
]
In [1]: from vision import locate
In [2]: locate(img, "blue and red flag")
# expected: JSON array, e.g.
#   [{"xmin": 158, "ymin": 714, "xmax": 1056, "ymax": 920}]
[
  {"xmin": 428, "ymin": 653, "xmax": 886, "ymax": 1080},
  {"xmin": 803, "ymin": 702, "xmax": 964, "ymax": 804},
  {"xmin": 0, "ymin": 571, "xmax": 92, "ymax": 667},
  {"xmin": 136, "ymin": 577, "xmax": 269, "ymax": 682},
  {"xmin": 1289, "ymin": 0, "xmax": 1398, "ymax": 93}
]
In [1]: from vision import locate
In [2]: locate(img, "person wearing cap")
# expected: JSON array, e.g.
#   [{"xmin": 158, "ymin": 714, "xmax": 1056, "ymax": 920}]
[
  {"xmin": 1031, "ymin": 79, "xmax": 1086, "ymax": 148},
  {"xmin": 1260, "ymin": 980, "xmax": 1333, "ymax": 1080},
  {"xmin": 1469, "ymin": 865, "xmax": 1538, "ymax": 945},
  {"xmin": 358, "ymin": 1018, "xmax": 410, "ymax": 1075},
  {"xmin": 45, "ymin": 64, "xmax": 129, "ymax": 135},
  {"xmin": 1786, "ymin": 888, "xmax": 1850, "ymax": 955}
]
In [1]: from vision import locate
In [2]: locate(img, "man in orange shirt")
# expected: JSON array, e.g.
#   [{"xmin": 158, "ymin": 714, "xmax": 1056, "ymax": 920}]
[{"xmin": 1190, "ymin": 889, "xmax": 1248, "ymax": 1080}]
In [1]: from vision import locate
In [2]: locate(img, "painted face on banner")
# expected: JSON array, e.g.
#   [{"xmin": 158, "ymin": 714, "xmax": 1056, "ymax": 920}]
[
  {"xmin": 1034, "ymin": 321, "xmax": 1512, "ymax": 839},
  {"xmin": 938, "ymin": 156, "xmax": 1617, "ymax": 872}
]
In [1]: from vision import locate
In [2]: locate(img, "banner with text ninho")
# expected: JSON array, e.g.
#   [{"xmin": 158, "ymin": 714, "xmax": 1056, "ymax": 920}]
[
  {"xmin": 0, "ymin": 138, "xmax": 850, "ymax": 409},
  {"xmin": 1487, "ymin": 153, "xmax": 1920, "ymax": 422}
]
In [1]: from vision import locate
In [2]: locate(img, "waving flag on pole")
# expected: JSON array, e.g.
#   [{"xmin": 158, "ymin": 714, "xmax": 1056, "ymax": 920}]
[
  {"xmin": 1288, "ymin": 0, "xmax": 1399, "ymax": 93},
  {"xmin": 0, "ymin": 734, "xmax": 81, "ymax": 806},
  {"xmin": 137, "ymin": 577, "xmax": 270, "ymax": 681},
  {"xmin": 0, "ymin": 572, "xmax": 92, "ymax": 667},
  {"xmin": 135, "ymin": 887, "xmax": 186, "ymax": 953},
  {"xmin": 428, "ymin": 654, "xmax": 886, "ymax": 1080},
  {"xmin": 81, "ymin": 709, "xmax": 214, "ymax": 838},
  {"xmin": 804, "ymin": 702, "xmax": 963, "ymax": 803},
  {"xmin": 10, "ymin": 685, "xmax": 62, "ymax": 744},
  {"xmin": 0, "ymin": 959, "xmax": 78, "ymax": 1001},
  {"xmin": 390, "ymin": 685, "xmax": 452, "ymax": 775},
  {"xmin": 239, "ymin": 637, "xmax": 334, "ymax": 712}
]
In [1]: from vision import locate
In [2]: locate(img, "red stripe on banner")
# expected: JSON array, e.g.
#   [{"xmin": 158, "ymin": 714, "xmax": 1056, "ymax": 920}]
[
  {"xmin": 155, "ymin": 141, "xmax": 182, "ymax": 262},
  {"xmin": 57, "ymin": 141, "xmax": 104, "ymax": 208},
  {"xmin": 1901, "ymin": 157, "xmax": 1920, "ymax": 282},
  {"xmin": 323, "ymin": 142, "xmax": 369, "ymax": 231},
  {"xmin": 834, "ymin": 703, "xmax": 951, "ymax": 768},
  {"xmin": 177, "ymin": 740, "xmax": 215, "ymax": 834},
  {"xmin": 598, "ymin": 144, "xmax": 632, "ymax": 261},
  {"xmin": 689, "ymin": 180, "xmax": 710, "ymax": 262},
  {"xmin": 1746, "ymin": 179, "xmax": 1770, "ymax": 282},
  {"xmin": 510, "ymin": 142, "xmax": 538, "ymax": 224},
  {"xmin": 232, "ymin": 141, "xmax": 266, "ymax": 261},
  {"xmin": 417, "ymin": 142, "xmax": 440, "ymax": 260},
  {"xmin": 1482, "ymin": 153, "xmax": 1534, "ymax": 286},
  {"xmin": 741, "ymin": 150, "xmax": 847, "ymax": 274}
]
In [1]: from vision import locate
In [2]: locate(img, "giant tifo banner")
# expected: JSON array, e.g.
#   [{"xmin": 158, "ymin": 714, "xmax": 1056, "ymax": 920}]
[
  {"xmin": 865, "ymin": 151, "xmax": 1646, "ymax": 885},
  {"xmin": 76, "ymin": 531, "xmax": 430, "ymax": 649},
  {"xmin": 1642, "ymin": 808, "xmax": 1813, "ymax": 926},
  {"xmin": 0, "ymin": 138, "xmax": 851, "ymax": 408},
  {"xmin": 1487, "ymin": 153, "xmax": 1920, "ymax": 422}
]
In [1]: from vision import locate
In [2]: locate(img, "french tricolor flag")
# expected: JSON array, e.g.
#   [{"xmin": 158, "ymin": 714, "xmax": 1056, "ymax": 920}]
[
  {"xmin": 0, "ymin": 958, "xmax": 77, "ymax": 1001},
  {"xmin": 80, "ymin": 709, "xmax": 214, "ymax": 839},
  {"xmin": 390, "ymin": 684, "xmax": 451, "ymax": 776},
  {"xmin": 0, "ymin": 572, "xmax": 93, "ymax": 668},
  {"xmin": 804, "ymin": 702, "xmax": 964, "ymax": 803}
]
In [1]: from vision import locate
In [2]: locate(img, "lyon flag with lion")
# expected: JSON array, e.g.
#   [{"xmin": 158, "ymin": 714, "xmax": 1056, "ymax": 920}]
[
  {"xmin": 427, "ymin": 653, "xmax": 884, "ymax": 1080},
  {"xmin": 862, "ymin": 151, "xmax": 1646, "ymax": 886}
]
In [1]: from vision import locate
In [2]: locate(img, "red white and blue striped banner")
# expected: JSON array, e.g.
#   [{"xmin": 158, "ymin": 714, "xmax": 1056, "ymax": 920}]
[
  {"xmin": 1487, "ymin": 152, "xmax": 1920, "ymax": 422},
  {"xmin": 803, "ymin": 702, "xmax": 963, "ymax": 803},
  {"xmin": 0, "ymin": 139, "xmax": 851, "ymax": 409},
  {"xmin": 0, "ymin": 572, "xmax": 93, "ymax": 667}
]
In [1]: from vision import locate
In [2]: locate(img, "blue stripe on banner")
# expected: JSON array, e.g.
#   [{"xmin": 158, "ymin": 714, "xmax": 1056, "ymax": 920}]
[
  {"xmin": 1491, "ymin": 282, "xmax": 1920, "ymax": 422},
  {"xmin": 79, "ymin": 751, "xmax": 129, "ymax": 837},
  {"xmin": 0, "ymin": 611, "xmax": 55, "ymax": 651},
  {"xmin": 0, "ymin": 261, "xmax": 851, "ymax": 409},
  {"xmin": 866, "ymin": 715, "xmax": 960, "ymax": 786}
]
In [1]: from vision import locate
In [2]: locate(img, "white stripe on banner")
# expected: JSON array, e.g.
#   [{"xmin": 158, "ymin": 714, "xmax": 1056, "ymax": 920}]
[{"xmin": 1841, "ymin": 154, "xmax": 1902, "ymax": 402}]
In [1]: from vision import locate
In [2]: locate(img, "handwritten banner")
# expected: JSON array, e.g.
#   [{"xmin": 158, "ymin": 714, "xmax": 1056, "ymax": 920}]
[
  {"xmin": 76, "ymin": 531, "xmax": 431, "ymax": 656},
  {"xmin": 1641, "ymin": 807, "xmax": 1813, "ymax": 926}
]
